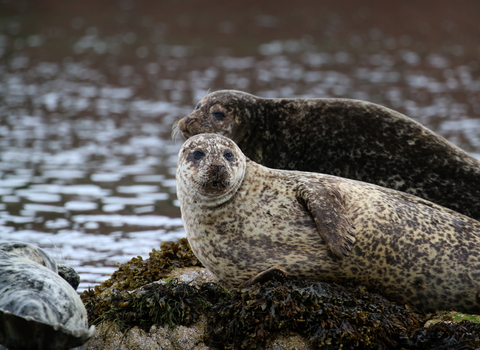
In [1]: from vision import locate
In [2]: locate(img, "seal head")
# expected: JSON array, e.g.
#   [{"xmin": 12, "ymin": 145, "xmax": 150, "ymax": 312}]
[
  {"xmin": 173, "ymin": 90, "xmax": 258, "ymax": 144},
  {"xmin": 177, "ymin": 133, "xmax": 246, "ymax": 208}
]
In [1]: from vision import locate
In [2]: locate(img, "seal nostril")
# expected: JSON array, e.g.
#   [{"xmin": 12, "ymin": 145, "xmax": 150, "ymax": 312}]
[
  {"xmin": 185, "ymin": 117, "xmax": 194, "ymax": 124},
  {"xmin": 212, "ymin": 164, "xmax": 224, "ymax": 172}
]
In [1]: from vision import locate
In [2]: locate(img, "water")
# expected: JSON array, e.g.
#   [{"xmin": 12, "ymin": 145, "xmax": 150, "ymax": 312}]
[{"xmin": 1, "ymin": 0, "xmax": 480, "ymax": 291}]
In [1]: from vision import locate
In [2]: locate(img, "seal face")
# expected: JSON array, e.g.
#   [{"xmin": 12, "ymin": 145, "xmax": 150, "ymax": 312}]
[
  {"xmin": 0, "ymin": 242, "xmax": 94, "ymax": 350},
  {"xmin": 174, "ymin": 90, "xmax": 480, "ymax": 221},
  {"xmin": 176, "ymin": 133, "xmax": 246, "ymax": 208},
  {"xmin": 177, "ymin": 134, "xmax": 480, "ymax": 313}
]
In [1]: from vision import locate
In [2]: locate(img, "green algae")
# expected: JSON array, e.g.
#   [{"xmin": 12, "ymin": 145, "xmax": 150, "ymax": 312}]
[
  {"xmin": 450, "ymin": 311, "xmax": 480, "ymax": 324},
  {"xmin": 90, "ymin": 279, "xmax": 223, "ymax": 331}
]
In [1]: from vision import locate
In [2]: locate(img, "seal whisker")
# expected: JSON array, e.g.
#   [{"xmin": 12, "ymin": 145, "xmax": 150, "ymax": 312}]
[{"xmin": 171, "ymin": 120, "xmax": 181, "ymax": 143}]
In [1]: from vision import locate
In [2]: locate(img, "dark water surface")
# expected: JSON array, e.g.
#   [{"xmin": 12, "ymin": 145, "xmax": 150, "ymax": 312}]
[{"xmin": 1, "ymin": 0, "xmax": 480, "ymax": 290}]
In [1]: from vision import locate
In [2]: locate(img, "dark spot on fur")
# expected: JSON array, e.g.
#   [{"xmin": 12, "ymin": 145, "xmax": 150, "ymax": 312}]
[{"xmin": 413, "ymin": 278, "xmax": 426, "ymax": 291}]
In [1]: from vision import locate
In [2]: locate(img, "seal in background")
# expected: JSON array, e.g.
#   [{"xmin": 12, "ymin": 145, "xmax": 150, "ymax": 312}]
[{"xmin": 174, "ymin": 90, "xmax": 480, "ymax": 220}]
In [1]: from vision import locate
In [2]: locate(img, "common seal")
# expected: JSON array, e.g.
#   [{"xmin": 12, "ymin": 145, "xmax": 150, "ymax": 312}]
[
  {"xmin": 0, "ymin": 241, "xmax": 81, "ymax": 290},
  {"xmin": 0, "ymin": 242, "xmax": 94, "ymax": 350},
  {"xmin": 176, "ymin": 133, "xmax": 480, "ymax": 313},
  {"xmin": 173, "ymin": 90, "xmax": 480, "ymax": 221}
]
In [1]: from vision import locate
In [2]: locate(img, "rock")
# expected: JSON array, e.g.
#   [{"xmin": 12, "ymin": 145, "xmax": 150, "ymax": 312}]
[{"xmin": 82, "ymin": 240, "xmax": 480, "ymax": 350}]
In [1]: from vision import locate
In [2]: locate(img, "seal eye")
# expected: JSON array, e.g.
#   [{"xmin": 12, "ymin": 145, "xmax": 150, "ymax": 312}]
[
  {"xmin": 195, "ymin": 103, "xmax": 201, "ymax": 110},
  {"xmin": 193, "ymin": 150, "xmax": 205, "ymax": 160},
  {"xmin": 212, "ymin": 111, "xmax": 226, "ymax": 120},
  {"xmin": 224, "ymin": 150, "xmax": 234, "ymax": 161}
]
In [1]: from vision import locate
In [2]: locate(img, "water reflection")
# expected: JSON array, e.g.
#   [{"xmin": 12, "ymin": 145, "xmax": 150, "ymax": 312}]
[{"xmin": 0, "ymin": 1, "xmax": 480, "ymax": 290}]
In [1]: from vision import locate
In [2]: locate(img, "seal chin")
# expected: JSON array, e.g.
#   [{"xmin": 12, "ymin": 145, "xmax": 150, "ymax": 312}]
[{"xmin": 200, "ymin": 180, "xmax": 230, "ymax": 196}]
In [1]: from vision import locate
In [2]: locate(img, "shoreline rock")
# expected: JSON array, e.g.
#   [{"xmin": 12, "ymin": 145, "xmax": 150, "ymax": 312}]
[{"xmin": 82, "ymin": 239, "xmax": 480, "ymax": 350}]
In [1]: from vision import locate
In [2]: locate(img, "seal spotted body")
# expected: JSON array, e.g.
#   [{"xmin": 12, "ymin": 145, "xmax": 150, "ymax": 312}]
[
  {"xmin": 0, "ymin": 242, "xmax": 94, "ymax": 350},
  {"xmin": 174, "ymin": 90, "xmax": 480, "ymax": 221},
  {"xmin": 176, "ymin": 134, "xmax": 480, "ymax": 313}
]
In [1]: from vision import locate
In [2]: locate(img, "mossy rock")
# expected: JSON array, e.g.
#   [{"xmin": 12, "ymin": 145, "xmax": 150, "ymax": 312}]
[
  {"xmin": 82, "ymin": 240, "xmax": 480, "ymax": 349},
  {"xmin": 81, "ymin": 238, "xmax": 203, "ymax": 323}
]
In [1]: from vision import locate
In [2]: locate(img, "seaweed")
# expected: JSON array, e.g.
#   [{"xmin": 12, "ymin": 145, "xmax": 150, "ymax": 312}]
[
  {"xmin": 81, "ymin": 238, "xmax": 203, "ymax": 323},
  {"xmin": 88, "ymin": 279, "xmax": 224, "ymax": 332},
  {"xmin": 407, "ymin": 321, "xmax": 480, "ymax": 349},
  {"xmin": 82, "ymin": 240, "xmax": 480, "ymax": 349},
  {"xmin": 206, "ymin": 280, "xmax": 422, "ymax": 349}
]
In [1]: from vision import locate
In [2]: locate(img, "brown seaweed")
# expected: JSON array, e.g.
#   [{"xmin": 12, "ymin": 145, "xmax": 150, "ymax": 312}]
[{"xmin": 81, "ymin": 240, "xmax": 480, "ymax": 349}]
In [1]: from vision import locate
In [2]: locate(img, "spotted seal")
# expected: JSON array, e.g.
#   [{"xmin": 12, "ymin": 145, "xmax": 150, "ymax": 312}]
[
  {"xmin": 176, "ymin": 133, "xmax": 480, "ymax": 313},
  {"xmin": 0, "ymin": 242, "xmax": 95, "ymax": 350},
  {"xmin": 173, "ymin": 90, "xmax": 480, "ymax": 221}
]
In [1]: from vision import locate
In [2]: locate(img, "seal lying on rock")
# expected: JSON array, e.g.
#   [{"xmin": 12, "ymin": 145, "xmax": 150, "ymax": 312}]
[
  {"xmin": 173, "ymin": 90, "xmax": 480, "ymax": 221},
  {"xmin": 0, "ymin": 241, "xmax": 81, "ymax": 290},
  {"xmin": 0, "ymin": 242, "xmax": 94, "ymax": 350},
  {"xmin": 176, "ymin": 133, "xmax": 480, "ymax": 313}
]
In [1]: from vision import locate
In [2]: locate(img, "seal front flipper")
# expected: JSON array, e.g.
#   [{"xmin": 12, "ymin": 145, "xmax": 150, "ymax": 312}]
[
  {"xmin": 296, "ymin": 182, "xmax": 357, "ymax": 259},
  {"xmin": 240, "ymin": 265, "xmax": 288, "ymax": 287}
]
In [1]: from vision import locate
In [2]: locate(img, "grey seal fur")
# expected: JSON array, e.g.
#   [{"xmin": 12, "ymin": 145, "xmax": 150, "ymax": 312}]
[
  {"xmin": 0, "ymin": 241, "xmax": 80, "ymax": 290},
  {"xmin": 0, "ymin": 242, "xmax": 94, "ymax": 350},
  {"xmin": 173, "ymin": 90, "xmax": 480, "ymax": 220},
  {"xmin": 176, "ymin": 133, "xmax": 480, "ymax": 313}
]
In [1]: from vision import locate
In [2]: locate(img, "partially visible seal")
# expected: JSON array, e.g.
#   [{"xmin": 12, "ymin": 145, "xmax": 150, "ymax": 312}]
[
  {"xmin": 0, "ymin": 241, "xmax": 81, "ymax": 290},
  {"xmin": 176, "ymin": 134, "xmax": 480, "ymax": 313},
  {"xmin": 173, "ymin": 90, "xmax": 480, "ymax": 221},
  {"xmin": 0, "ymin": 242, "xmax": 94, "ymax": 350}
]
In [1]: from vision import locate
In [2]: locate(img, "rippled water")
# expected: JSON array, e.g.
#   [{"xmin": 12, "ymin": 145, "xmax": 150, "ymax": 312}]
[{"xmin": 1, "ymin": 1, "xmax": 480, "ymax": 290}]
